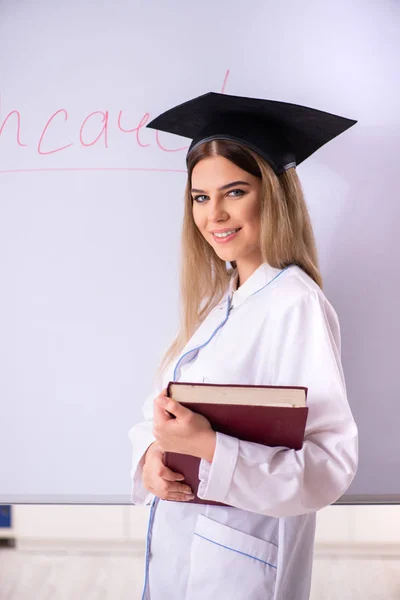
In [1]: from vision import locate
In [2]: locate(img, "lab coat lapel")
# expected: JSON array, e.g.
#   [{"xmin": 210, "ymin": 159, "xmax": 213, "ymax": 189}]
[{"xmin": 230, "ymin": 262, "xmax": 285, "ymax": 310}]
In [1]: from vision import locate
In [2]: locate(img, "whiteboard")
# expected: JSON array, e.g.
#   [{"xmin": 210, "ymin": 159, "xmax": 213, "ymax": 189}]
[{"xmin": 0, "ymin": 0, "xmax": 399, "ymax": 504}]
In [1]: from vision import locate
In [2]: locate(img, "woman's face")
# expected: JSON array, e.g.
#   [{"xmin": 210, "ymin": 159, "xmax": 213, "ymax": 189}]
[{"xmin": 191, "ymin": 155, "xmax": 263, "ymax": 273}]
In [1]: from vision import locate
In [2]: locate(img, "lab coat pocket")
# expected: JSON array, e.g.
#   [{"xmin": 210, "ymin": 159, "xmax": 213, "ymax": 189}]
[{"xmin": 184, "ymin": 514, "xmax": 278, "ymax": 600}]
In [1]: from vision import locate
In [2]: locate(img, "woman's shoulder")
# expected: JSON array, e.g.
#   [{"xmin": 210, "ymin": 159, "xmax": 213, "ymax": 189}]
[
  {"xmin": 282, "ymin": 265, "xmax": 322, "ymax": 295},
  {"xmin": 272, "ymin": 265, "xmax": 341, "ymax": 336},
  {"xmin": 277, "ymin": 265, "xmax": 342, "ymax": 351},
  {"xmin": 271, "ymin": 264, "xmax": 333, "ymax": 313}
]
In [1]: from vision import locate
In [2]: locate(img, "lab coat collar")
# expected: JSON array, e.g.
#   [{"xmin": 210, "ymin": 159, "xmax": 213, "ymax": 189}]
[{"xmin": 228, "ymin": 262, "xmax": 286, "ymax": 310}]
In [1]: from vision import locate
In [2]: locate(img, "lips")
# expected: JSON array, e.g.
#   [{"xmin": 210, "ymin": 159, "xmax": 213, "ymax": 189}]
[{"xmin": 211, "ymin": 228, "xmax": 241, "ymax": 244}]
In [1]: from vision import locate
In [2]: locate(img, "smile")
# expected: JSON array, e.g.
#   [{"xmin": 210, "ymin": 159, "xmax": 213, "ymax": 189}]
[{"xmin": 212, "ymin": 228, "xmax": 241, "ymax": 243}]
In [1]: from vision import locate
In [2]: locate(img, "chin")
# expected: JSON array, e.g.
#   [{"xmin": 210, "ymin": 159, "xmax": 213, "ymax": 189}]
[{"xmin": 214, "ymin": 250, "xmax": 237, "ymax": 263}]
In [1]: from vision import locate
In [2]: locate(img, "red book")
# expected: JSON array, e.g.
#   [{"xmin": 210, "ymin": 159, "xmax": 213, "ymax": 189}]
[{"xmin": 164, "ymin": 381, "xmax": 309, "ymax": 506}]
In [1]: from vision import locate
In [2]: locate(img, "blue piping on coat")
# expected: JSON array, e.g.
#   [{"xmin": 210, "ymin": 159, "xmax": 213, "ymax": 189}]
[
  {"xmin": 141, "ymin": 496, "xmax": 158, "ymax": 600},
  {"xmin": 173, "ymin": 294, "xmax": 232, "ymax": 381},
  {"xmin": 194, "ymin": 532, "xmax": 278, "ymax": 568}
]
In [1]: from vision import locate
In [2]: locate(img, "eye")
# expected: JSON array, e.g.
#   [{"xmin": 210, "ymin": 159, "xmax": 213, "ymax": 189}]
[
  {"xmin": 228, "ymin": 189, "xmax": 245, "ymax": 197},
  {"xmin": 192, "ymin": 194, "xmax": 208, "ymax": 203}
]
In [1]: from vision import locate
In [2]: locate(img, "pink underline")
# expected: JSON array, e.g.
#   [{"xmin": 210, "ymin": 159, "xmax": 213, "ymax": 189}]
[{"xmin": 0, "ymin": 167, "xmax": 187, "ymax": 174}]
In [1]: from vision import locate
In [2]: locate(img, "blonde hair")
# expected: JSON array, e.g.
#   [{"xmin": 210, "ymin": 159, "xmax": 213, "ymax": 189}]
[{"xmin": 156, "ymin": 139, "xmax": 322, "ymax": 379}]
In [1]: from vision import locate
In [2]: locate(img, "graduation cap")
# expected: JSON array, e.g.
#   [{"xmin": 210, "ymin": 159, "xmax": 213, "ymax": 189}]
[{"xmin": 146, "ymin": 92, "xmax": 357, "ymax": 174}]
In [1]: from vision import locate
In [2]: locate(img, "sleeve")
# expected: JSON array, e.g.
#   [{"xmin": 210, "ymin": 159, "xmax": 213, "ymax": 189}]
[
  {"xmin": 197, "ymin": 289, "xmax": 358, "ymax": 517},
  {"xmin": 128, "ymin": 386, "xmax": 157, "ymax": 506}
]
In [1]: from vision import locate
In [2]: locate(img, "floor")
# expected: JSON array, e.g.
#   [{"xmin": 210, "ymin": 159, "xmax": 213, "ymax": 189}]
[{"xmin": 0, "ymin": 548, "xmax": 400, "ymax": 599}]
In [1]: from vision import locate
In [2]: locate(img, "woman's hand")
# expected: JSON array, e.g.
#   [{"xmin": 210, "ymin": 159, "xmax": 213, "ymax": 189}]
[
  {"xmin": 142, "ymin": 441, "xmax": 195, "ymax": 501},
  {"xmin": 153, "ymin": 389, "xmax": 217, "ymax": 462}
]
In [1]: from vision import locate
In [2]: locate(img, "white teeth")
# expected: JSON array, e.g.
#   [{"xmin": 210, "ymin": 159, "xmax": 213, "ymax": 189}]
[{"xmin": 214, "ymin": 228, "xmax": 240, "ymax": 238}]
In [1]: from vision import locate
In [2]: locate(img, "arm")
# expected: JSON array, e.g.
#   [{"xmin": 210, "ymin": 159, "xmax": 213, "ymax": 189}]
[{"xmin": 197, "ymin": 290, "xmax": 358, "ymax": 517}]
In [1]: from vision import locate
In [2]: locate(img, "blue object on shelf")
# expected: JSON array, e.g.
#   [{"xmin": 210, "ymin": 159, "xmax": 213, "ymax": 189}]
[{"xmin": 0, "ymin": 505, "xmax": 12, "ymax": 528}]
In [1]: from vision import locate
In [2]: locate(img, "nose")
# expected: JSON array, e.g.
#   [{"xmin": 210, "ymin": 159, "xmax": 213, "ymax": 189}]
[{"xmin": 206, "ymin": 197, "xmax": 229, "ymax": 223}]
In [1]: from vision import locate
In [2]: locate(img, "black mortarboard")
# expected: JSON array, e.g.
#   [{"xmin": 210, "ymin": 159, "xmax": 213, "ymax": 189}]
[{"xmin": 146, "ymin": 92, "xmax": 357, "ymax": 174}]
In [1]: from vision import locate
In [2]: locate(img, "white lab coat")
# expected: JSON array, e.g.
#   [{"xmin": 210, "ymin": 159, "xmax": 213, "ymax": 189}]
[{"xmin": 129, "ymin": 262, "xmax": 358, "ymax": 600}]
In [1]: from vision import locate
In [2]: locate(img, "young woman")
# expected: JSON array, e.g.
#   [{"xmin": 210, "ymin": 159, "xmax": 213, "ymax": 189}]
[{"xmin": 129, "ymin": 92, "xmax": 358, "ymax": 600}]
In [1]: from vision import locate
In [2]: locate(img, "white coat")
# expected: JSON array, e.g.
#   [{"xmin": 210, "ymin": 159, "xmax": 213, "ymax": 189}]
[{"xmin": 129, "ymin": 262, "xmax": 358, "ymax": 600}]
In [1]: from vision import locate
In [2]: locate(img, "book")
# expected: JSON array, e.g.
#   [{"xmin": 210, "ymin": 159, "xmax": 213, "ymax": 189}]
[{"xmin": 163, "ymin": 381, "xmax": 309, "ymax": 506}]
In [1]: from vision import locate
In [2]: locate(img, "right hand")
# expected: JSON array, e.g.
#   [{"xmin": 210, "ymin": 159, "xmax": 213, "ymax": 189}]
[{"xmin": 142, "ymin": 441, "xmax": 195, "ymax": 501}]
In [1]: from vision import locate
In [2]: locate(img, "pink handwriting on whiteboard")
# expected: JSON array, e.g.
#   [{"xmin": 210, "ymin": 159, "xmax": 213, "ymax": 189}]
[{"xmin": 0, "ymin": 70, "xmax": 230, "ymax": 172}]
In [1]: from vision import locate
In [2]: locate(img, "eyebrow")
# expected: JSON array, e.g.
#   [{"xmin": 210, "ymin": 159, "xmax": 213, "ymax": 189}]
[{"xmin": 191, "ymin": 180, "xmax": 251, "ymax": 194}]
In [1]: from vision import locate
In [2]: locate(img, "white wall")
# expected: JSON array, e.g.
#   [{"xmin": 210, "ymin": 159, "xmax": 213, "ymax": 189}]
[{"xmin": 0, "ymin": 0, "xmax": 399, "ymax": 503}]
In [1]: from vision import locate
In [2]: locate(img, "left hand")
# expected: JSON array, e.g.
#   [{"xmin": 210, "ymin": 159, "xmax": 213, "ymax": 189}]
[{"xmin": 153, "ymin": 389, "xmax": 216, "ymax": 461}]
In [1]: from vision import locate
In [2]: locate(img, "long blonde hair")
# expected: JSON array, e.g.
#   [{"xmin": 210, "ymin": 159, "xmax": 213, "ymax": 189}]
[{"xmin": 157, "ymin": 139, "xmax": 322, "ymax": 378}]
